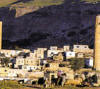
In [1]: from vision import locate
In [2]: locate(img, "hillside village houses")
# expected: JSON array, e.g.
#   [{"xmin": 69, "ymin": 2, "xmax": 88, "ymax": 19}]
[
  {"xmin": 0, "ymin": 49, "xmax": 30, "ymax": 58},
  {"xmin": 76, "ymin": 52, "xmax": 84, "ymax": 58},
  {"xmin": 0, "ymin": 45, "xmax": 94, "ymax": 80},
  {"xmin": 0, "ymin": 49, "xmax": 21, "ymax": 57},
  {"xmin": 73, "ymin": 45, "xmax": 93, "ymax": 54},
  {"xmin": 65, "ymin": 51, "xmax": 76, "ymax": 59},
  {"xmin": 14, "ymin": 52, "xmax": 39, "ymax": 69}
]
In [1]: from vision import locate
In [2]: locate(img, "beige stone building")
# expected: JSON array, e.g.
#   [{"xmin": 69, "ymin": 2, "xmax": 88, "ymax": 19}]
[
  {"xmin": 14, "ymin": 56, "xmax": 25, "ymax": 68},
  {"xmin": 76, "ymin": 52, "xmax": 84, "ymax": 58},
  {"xmin": 0, "ymin": 49, "xmax": 31, "ymax": 58},
  {"xmin": 44, "ymin": 71, "xmax": 58, "ymax": 80},
  {"xmin": 14, "ymin": 53, "xmax": 39, "ymax": 68},
  {"xmin": 65, "ymin": 51, "xmax": 76, "ymax": 59},
  {"xmin": 0, "ymin": 67, "xmax": 9, "ymax": 77},
  {"xmin": 45, "ymin": 62, "xmax": 60, "ymax": 71},
  {"xmin": 34, "ymin": 48, "xmax": 47, "ymax": 59},
  {"xmin": 21, "ymin": 65, "xmax": 41, "ymax": 71},
  {"xmin": 53, "ymin": 52, "xmax": 64, "ymax": 61},
  {"xmin": 73, "ymin": 45, "xmax": 93, "ymax": 53},
  {"xmin": 25, "ymin": 71, "xmax": 44, "ymax": 78},
  {"xmin": 21, "ymin": 49, "xmax": 31, "ymax": 53},
  {"xmin": 0, "ymin": 49, "xmax": 22, "ymax": 57},
  {"xmin": 47, "ymin": 46, "xmax": 64, "ymax": 57},
  {"xmin": 0, "ymin": 67, "xmax": 42, "ymax": 78},
  {"xmin": 24, "ymin": 58, "xmax": 38, "ymax": 66},
  {"xmin": 8, "ymin": 69, "xmax": 27, "ymax": 78},
  {"xmin": 50, "ymin": 46, "xmax": 58, "ymax": 50},
  {"xmin": 63, "ymin": 45, "xmax": 70, "ymax": 51},
  {"xmin": 47, "ymin": 50, "xmax": 59, "ymax": 57},
  {"xmin": 84, "ymin": 53, "xmax": 93, "ymax": 58}
]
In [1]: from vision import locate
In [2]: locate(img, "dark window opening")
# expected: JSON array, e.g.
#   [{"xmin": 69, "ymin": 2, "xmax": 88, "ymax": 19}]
[{"xmin": 45, "ymin": 64, "xmax": 50, "ymax": 67}]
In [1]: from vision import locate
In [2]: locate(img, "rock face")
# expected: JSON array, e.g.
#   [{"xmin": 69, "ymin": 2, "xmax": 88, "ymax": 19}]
[
  {"xmin": 10, "ymin": 5, "xmax": 40, "ymax": 17},
  {"xmin": 0, "ymin": 1, "xmax": 99, "ymax": 49}
]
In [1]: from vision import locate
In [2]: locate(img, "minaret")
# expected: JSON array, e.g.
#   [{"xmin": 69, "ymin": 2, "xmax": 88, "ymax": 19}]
[
  {"xmin": 94, "ymin": 15, "xmax": 100, "ymax": 71},
  {"xmin": 0, "ymin": 22, "xmax": 2, "ymax": 49}
]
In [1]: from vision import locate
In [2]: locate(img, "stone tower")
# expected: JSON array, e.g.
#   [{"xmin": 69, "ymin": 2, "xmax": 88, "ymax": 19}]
[
  {"xmin": 0, "ymin": 22, "xmax": 2, "ymax": 49},
  {"xmin": 94, "ymin": 15, "xmax": 100, "ymax": 71}
]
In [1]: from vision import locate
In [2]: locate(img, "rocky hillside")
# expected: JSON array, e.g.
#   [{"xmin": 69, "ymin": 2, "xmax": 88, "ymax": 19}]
[{"xmin": 0, "ymin": 0, "xmax": 100, "ymax": 49}]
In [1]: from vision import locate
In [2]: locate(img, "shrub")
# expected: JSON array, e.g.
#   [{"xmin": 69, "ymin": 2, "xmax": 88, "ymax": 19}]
[
  {"xmin": 0, "ymin": 80, "xmax": 23, "ymax": 89},
  {"xmin": 69, "ymin": 58, "xmax": 85, "ymax": 71}
]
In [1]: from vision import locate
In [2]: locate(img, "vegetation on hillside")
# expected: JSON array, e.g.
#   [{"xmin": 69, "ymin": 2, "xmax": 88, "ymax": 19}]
[
  {"xmin": 1, "ymin": 0, "xmax": 100, "ymax": 8},
  {"xmin": 1, "ymin": 57, "xmax": 10, "ymax": 67},
  {"xmin": 69, "ymin": 58, "xmax": 85, "ymax": 71},
  {"xmin": 0, "ymin": 0, "xmax": 64, "ymax": 7},
  {"xmin": 41, "ymin": 85, "xmax": 100, "ymax": 89},
  {"xmin": 0, "ymin": 80, "xmax": 23, "ymax": 89},
  {"xmin": 0, "ymin": 80, "xmax": 99, "ymax": 89},
  {"xmin": 0, "ymin": 0, "xmax": 17, "ymax": 7},
  {"xmin": 82, "ymin": 0, "xmax": 100, "ymax": 3},
  {"xmin": 24, "ymin": 0, "xmax": 64, "ymax": 7}
]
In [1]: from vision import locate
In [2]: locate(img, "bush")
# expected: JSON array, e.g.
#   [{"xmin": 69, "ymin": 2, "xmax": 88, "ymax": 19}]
[
  {"xmin": 69, "ymin": 58, "xmax": 85, "ymax": 71},
  {"xmin": 0, "ymin": 80, "xmax": 23, "ymax": 89},
  {"xmin": 5, "ymin": 87, "xmax": 11, "ymax": 89}
]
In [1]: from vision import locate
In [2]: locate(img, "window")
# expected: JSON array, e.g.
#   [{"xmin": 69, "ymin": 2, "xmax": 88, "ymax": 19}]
[
  {"xmin": 51, "ymin": 52, "xmax": 54, "ymax": 55},
  {"xmin": 45, "ymin": 64, "xmax": 50, "ymax": 67},
  {"xmin": 5, "ymin": 70, "xmax": 7, "ymax": 72},
  {"xmin": 69, "ymin": 53, "xmax": 72, "ymax": 55},
  {"xmin": 77, "ymin": 46, "xmax": 79, "ymax": 48},
  {"xmin": 59, "ymin": 64, "xmax": 65, "ymax": 67},
  {"xmin": 38, "ymin": 56, "xmax": 41, "ymax": 58},
  {"xmin": 51, "ymin": 75, "xmax": 55, "ymax": 79},
  {"xmin": 84, "ymin": 46, "xmax": 87, "ymax": 48}
]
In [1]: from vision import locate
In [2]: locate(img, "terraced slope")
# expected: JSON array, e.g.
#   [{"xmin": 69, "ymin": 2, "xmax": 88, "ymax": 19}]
[
  {"xmin": 1, "ymin": 0, "xmax": 100, "ymax": 8},
  {"xmin": 0, "ymin": 0, "xmax": 17, "ymax": 7},
  {"xmin": 0, "ymin": 0, "xmax": 64, "ymax": 7}
]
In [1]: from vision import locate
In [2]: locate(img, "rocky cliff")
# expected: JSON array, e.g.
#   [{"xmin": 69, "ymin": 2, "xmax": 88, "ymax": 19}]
[{"xmin": 0, "ymin": 0, "xmax": 99, "ymax": 49}]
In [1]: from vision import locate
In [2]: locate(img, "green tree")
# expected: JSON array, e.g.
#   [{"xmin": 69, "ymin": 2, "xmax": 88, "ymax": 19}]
[
  {"xmin": 14, "ymin": 45, "xmax": 22, "ymax": 50},
  {"xmin": 1, "ymin": 57, "xmax": 10, "ymax": 67},
  {"xmin": 70, "ymin": 58, "xmax": 85, "ymax": 71}
]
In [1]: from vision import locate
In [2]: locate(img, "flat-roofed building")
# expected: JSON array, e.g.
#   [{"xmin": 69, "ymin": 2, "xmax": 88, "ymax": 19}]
[
  {"xmin": 53, "ymin": 52, "xmax": 64, "ymax": 61},
  {"xmin": 34, "ymin": 48, "xmax": 47, "ymax": 59},
  {"xmin": 24, "ymin": 58, "xmax": 38, "ymax": 66},
  {"xmin": 0, "ymin": 49, "xmax": 22, "ymax": 57},
  {"xmin": 25, "ymin": 71, "xmax": 44, "ymax": 78},
  {"xmin": 0, "ymin": 67, "xmax": 9, "ymax": 77},
  {"xmin": 45, "ymin": 62, "xmax": 59, "ymax": 71},
  {"xmin": 63, "ymin": 45, "xmax": 70, "ymax": 51},
  {"xmin": 47, "ymin": 47, "xmax": 63, "ymax": 58},
  {"xmin": 8, "ymin": 69, "xmax": 27, "ymax": 78},
  {"xmin": 65, "ymin": 51, "xmax": 76, "ymax": 59},
  {"xmin": 73, "ymin": 45, "xmax": 91, "ymax": 53},
  {"xmin": 47, "ymin": 50, "xmax": 59, "ymax": 57},
  {"xmin": 14, "ymin": 52, "xmax": 39, "ymax": 69},
  {"xmin": 21, "ymin": 65, "xmax": 41, "ymax": 71},
  {"xmin": 50, "ymin": 46, "xmax": 58, "ymax": 50},
  {"xmin": 14, "ymin": 56, "xmax": 25, "ymax": 68},
  {"xmin": 76, "ymin": 52, "xmax": 84, "ymax": 58}
]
